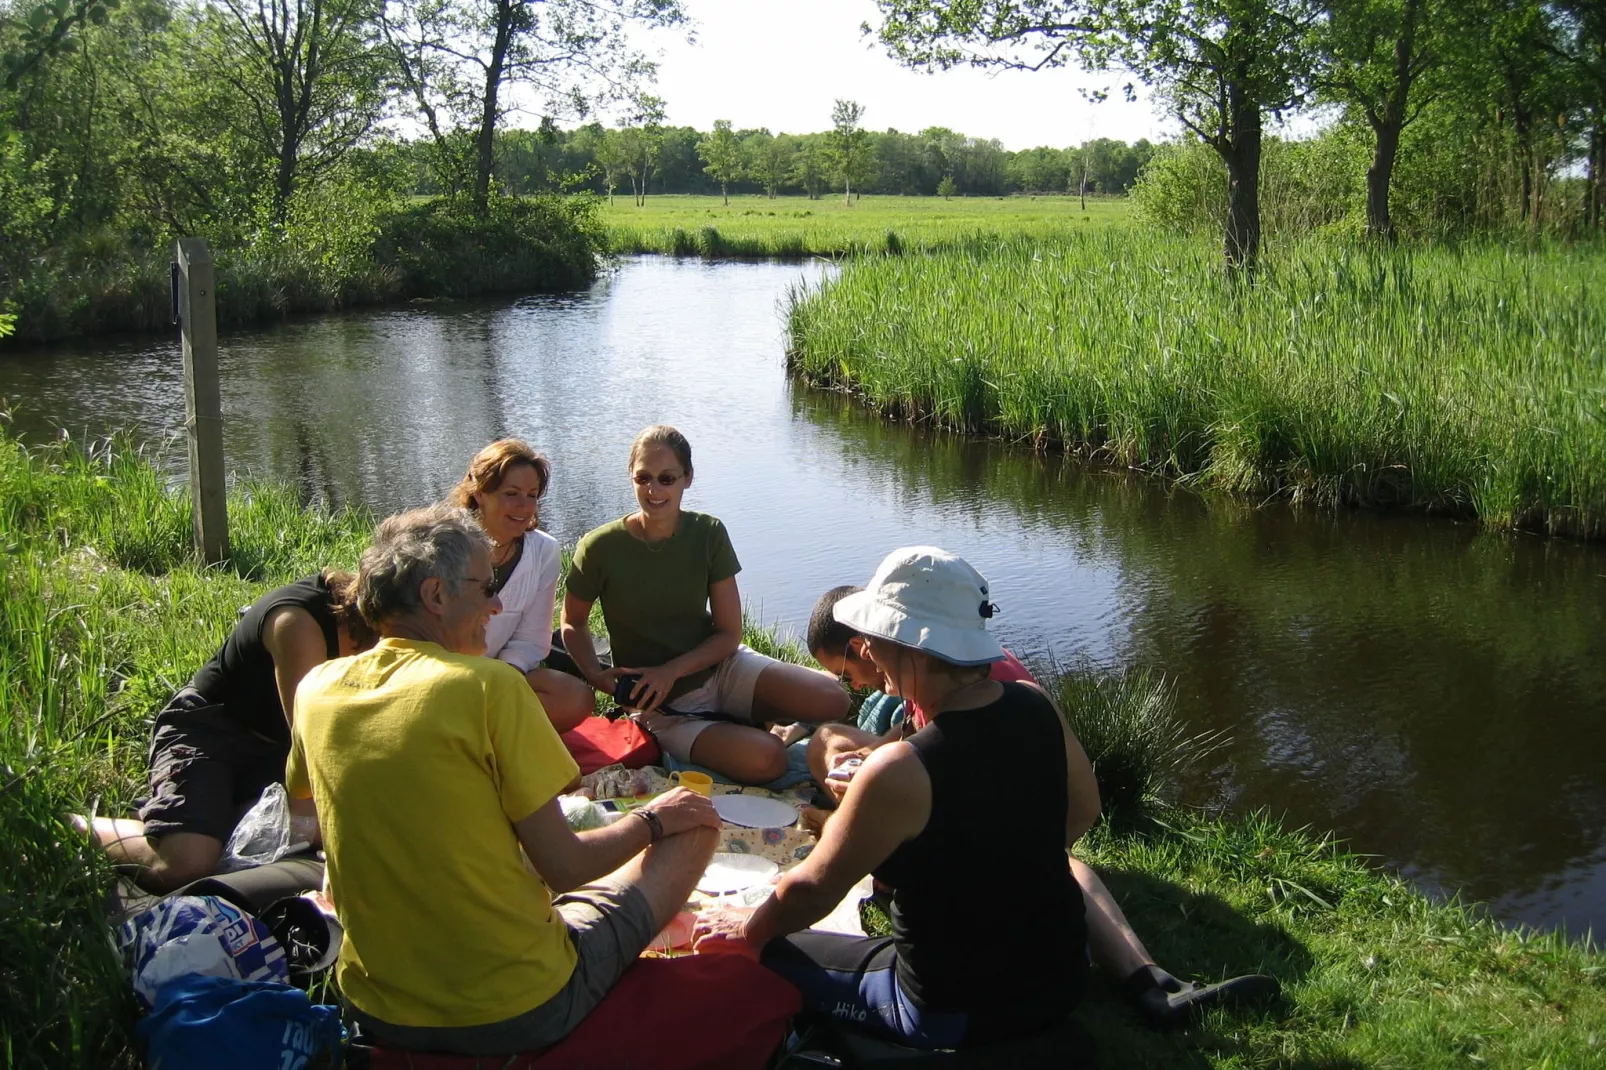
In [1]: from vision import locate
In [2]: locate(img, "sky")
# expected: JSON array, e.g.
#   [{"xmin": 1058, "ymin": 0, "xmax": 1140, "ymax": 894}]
[{"xmin": 626, "ymin": 0, "xmax": 1178, "ymax": 150}]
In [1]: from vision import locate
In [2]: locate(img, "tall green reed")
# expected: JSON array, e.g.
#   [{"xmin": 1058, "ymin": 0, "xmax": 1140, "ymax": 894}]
[{"xmin": 787, "ymin": 232, "xmax": 1606, "ymax": 538}]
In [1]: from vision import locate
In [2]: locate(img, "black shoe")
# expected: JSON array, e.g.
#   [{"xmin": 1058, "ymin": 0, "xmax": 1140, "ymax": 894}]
[{"xmin": 1126, "ymin": 965, "xmax": 1281, "ymax": 1027}]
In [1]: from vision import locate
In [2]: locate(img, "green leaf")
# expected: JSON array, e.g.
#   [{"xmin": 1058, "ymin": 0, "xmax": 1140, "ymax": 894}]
[{"xmin": 26, "ymin": 7, "xmax": 52, "ymax": 30}]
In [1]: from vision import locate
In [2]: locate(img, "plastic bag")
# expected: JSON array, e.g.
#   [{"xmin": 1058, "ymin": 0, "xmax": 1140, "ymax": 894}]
[
  {"xmin": 137, "ymin": 974, "xmax": 343, "ymax": 1070},
  {"xmin": 118, "ymin": 894, "xmax": 289, "ymax": 1009},
  {"xmin": 220, "ymin": 783, "xmax": 306, "ymax": 872}
]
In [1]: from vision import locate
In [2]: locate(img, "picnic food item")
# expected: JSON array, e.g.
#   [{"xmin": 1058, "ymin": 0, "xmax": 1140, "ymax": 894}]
[
  {"xmin": 696, "ymin": 853, "xmax": 780, "ymax": 895},
  {"xmin": 580, "ymin": 763, "xmax": 654, "ymax": 800},
  {"xmin": 712, "ymin": 794, "xmax": 798, "ymax": 828}
]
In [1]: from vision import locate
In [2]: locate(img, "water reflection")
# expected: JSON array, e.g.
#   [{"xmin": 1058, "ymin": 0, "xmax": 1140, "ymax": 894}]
[
  {"xmin": 789, "ymin": 389, "xmax": 1606, "ymax": 936},
  {"xmin": 2, "ymin": 257, "xmax": 1604, "ymax": 937}
]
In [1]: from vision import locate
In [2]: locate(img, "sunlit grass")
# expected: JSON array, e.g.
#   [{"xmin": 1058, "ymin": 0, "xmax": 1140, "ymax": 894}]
[
  {"xmin": 601, "ymin": 193, "xmax": 1132, "ymax": 258},
  {"xmin": 787, "ymin": 231, "xmax": 1606, "ymax": 538}
]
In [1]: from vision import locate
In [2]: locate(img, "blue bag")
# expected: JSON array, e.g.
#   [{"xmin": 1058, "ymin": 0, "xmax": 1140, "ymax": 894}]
[{"xmin": 138, "ymin": 974, "xmax": 343, "ymax": 1070}]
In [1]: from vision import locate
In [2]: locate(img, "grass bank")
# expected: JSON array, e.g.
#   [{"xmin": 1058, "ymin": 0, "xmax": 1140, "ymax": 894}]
[
  {"xmin": 3, "ymin": 428, "xmax": 1602, "ymax": 1068},
  {"xmin": 787, "ymin": 231, "xmax": 1606, "ymax": 539},
  {"xmin": 601, "ymin": 193, "xmax": 1130, "ymax": 258},
  {"xmin": 3, "ymin": 196, "xmax": 603, "ymax": 345}
]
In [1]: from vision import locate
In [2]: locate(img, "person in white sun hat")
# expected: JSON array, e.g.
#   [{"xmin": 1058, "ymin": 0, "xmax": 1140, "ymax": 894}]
[{"xmin": 695, "ymin": 547, "xmax": 1279, "ymax": 1048}]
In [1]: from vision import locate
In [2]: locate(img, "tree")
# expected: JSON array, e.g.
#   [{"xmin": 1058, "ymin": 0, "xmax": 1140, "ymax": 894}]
[
  {"xmin": 206, "ymin": 0, "xmax": 388, "ymax": 222},
  {"xmin": 827, "ymin": 98, "xmax": 872, "ymax": 203},
  {"xmin": 1, "ymin": 0, "xmax": 121, "ymax": 91},
  {"xmin": 593, "ymin": 125, "xmax": 629, "ymax": 203},
  {"xmin": 936, "ymin": 173, "xmax": 956, "ymax": 198},
  {"xmin": 791, "ymin": 134, "xmax": 827, "ymax": 198},
  {"xmin": 697, "ymin": 117, "xmax": 741, "ymax": 204},
  {"xmin": 380, "ymin": 0, "xmax": 685, "ymax": 216},
  {"xmin": 875, "ymin": 0, "xmax": 1322, "ymax": 272},
  {"xmin": 1319, "ymin": 0, "xmax": 1447, "ymax": 239},
  {"xmin": 1545, "ymin": 0, "xmax": 1604, "ymax": 229}
]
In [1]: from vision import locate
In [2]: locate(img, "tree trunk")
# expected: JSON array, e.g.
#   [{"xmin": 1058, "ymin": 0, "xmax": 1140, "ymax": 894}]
[
  {"xmin": 1364, "ymin": 0, "xmax": 1420, "ymax": 242},
  {"xmin": 1588, "ymin": 114, "xmax": 1602, "ymax": 231},
  {"xmin": 1221, "ymin": 84, "xmax": 1263, "ymax": 274},
  {"xmin": 1366, "ymin": 120, "xmax": 1402, "ymax": 241},
  {"xmin": 721, "ymin": 181, "xmax": 728, "ymax": 206},
  {"xmin": 844, "ymin": 176, "xmax": 851, "ymax": 205},
  {"xmin": 473, "ymin": 0, "xmax": 516, "ymax": 218}
]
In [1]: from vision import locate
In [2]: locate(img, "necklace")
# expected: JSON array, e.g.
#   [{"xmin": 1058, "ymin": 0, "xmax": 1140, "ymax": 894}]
[
  {"xmin": 629, "ymin": 512, "xmax": 679, "ymax": 552},
  {"xmin": 490, "ymin": 536, "xmax": 522, "ymax": 592}
]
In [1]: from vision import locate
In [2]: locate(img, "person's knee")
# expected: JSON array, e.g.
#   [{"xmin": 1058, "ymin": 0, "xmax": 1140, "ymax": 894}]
[
  {"xmin": 799, "ymin": 680, "xmax": 851, "ymax": 723},
  {"xmin": 548, "ymin": 677, "xmax": 595, "ymax": 734},
  {"xmin": 529, "ymin": 669, "xmax": 595, "ymax": 734},
  {"xmin": 145, "ymin": 836, "xmax": 223, "ymax": 891},
  {"xmin": 751, "ymin": 738, "xmax": 789, "ymax": 784},
  {"xmin": 805, "ymin": 730, "xmax": 831, "ymax": 779},
  {"xmin": 723, "ymin": 735, "xmax": 787, "ymax": 785}
]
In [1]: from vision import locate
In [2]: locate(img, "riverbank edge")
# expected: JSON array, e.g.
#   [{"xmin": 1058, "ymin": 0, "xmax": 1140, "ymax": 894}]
[
  {"xmin": 3, "ymin": 197, "xmax": 603, "ymax": 346},
  {"xmin": 783, "ymin": 239, "xmax": 1606, "ymax": 543},
  {"xmin": 2, "ymin": 430, "xmax": 1601, "ymax": 1069}
]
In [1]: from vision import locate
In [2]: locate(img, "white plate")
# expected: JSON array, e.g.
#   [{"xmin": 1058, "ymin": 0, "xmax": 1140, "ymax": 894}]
[
  {"xmin": 696, "ymin": 853, "xmax": 780, "ymax": 895},
  {"xmin": 712, "ymin": 793, "xmax": 799, "ymax": 829}
]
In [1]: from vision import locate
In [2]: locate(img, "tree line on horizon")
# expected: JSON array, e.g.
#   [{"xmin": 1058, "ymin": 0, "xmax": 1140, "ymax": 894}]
[{"xmin": 457, "ymin": 119, "xmax": 1157, "ymax": 204}]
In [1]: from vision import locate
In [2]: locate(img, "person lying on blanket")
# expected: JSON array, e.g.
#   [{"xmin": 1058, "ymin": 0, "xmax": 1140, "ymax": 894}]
[
  {"xmin": 693, "ymin": 549, "xmax": 1279, "ymax": 1049},
  {"xmin": 289, "ymin": 504, "xmax": 721, "ymax": 1057}
]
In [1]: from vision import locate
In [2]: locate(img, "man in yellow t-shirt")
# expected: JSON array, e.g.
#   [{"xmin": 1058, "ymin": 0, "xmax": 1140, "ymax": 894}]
[{"xmin": 289, "ymin": 504, "xmax": 720, "ymax": 1056}]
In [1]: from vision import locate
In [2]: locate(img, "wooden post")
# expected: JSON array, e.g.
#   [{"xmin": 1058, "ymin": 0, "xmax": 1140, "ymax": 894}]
[{"xmin": 175, "ymin": 238, "xmax": 228, "ymax": 564}]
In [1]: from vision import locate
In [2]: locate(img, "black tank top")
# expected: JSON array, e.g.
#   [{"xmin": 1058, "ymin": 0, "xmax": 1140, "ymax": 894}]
[
  {"xmin": 188, "ymin": 574, "xmax": 340, "ymax": 743},
  {"xmin": 872, "ymin": 681, "xmax": 1088, "ymax": 1037}
]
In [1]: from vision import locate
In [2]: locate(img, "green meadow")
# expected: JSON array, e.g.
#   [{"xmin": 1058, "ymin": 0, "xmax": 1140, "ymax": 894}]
[
  {"xmin": 600, "ymin": 193, "xmax": 1131, "ymax": 257},
  {"xmin": 2, "ymin": 427, "xmax": 1602, "ymax": 1068},
  {"xmin": 786, "ymin": 230, "xmax": 1606, "ymax": 539}
]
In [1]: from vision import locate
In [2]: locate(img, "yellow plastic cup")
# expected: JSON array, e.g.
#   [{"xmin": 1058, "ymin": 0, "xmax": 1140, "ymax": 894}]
[{"xmin": 669, "ymin": 770, "xmax": 713, "ymax": 797}]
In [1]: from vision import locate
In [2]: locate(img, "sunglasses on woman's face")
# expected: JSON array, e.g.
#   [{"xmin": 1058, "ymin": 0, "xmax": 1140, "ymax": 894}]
[{"xmin": 632, "ymin": 471, "xmax": 684, "ymax": 487}]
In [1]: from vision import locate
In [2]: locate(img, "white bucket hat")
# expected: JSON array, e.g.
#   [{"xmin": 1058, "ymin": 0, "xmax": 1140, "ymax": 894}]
[{"xmin": 832, "ymin": 546, "xmax": 1005, "ymax": 667}]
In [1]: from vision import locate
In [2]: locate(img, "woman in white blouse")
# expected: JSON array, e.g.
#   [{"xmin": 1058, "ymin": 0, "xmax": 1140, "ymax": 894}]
[{"xmin": 450, "ymin": 439, "xmax": 595, "ymax": 732}]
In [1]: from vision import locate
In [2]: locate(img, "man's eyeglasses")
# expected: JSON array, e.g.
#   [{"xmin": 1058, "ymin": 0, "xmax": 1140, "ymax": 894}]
[
  {"xmin": 632, "ymin": 472, "xmax": 684, "ymax": 487},
  {"xmin": 835, "ymin": 639, "xmax": 856, "ymax": 688},
  {"xmin": 464, "ymin": 576, "xmax": 497, "ymax": 598}
]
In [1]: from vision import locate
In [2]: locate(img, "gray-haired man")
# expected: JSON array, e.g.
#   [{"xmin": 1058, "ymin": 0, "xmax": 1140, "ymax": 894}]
[{"xmin": 289, "ymin": 503, "xmax": 719, "ymax": 1055}]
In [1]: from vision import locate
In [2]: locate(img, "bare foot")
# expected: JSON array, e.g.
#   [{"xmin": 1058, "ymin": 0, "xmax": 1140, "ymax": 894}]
[{"xmin": 769, "ymin": 723, "xmax": 810, "ymax": 747}]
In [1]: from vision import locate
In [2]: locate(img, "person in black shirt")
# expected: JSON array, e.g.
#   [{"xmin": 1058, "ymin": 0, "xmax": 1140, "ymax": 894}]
[
  {"xmin": 79, "ymin": 571, "xmax": 375, "ymax": 891},
  {"xmin": 696, "ymin": 547, "xmax": 1278, "ymax": 1047}
]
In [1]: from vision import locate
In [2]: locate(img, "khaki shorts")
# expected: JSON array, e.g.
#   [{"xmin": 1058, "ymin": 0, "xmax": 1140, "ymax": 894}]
[
  {"xmin": 348, "ymin": 879, "xmax": 657, "ymax": 1056},
  {"xmin": 632, "ymin": 644, "xmax": 775, "ymax": 762}
]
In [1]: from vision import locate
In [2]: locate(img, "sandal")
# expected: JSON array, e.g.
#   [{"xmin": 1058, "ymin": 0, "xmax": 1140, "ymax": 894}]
[{"xmin": 1126, "ymin": 965, "xmax": 1281, "ymax": 1027}]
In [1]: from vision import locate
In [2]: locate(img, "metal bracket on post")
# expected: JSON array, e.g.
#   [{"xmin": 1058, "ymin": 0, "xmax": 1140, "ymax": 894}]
[{"xmin": 175, "ymin": 238, "xmax": 229, "ymax": 564}]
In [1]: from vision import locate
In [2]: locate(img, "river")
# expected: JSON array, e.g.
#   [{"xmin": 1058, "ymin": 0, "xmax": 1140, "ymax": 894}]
[{"xmin": 3, "ymin": 256, "xmax": 1603, "ymax": 937}]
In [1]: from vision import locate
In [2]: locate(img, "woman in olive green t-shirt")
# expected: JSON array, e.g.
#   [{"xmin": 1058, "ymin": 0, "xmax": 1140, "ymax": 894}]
[{"xmin": 561, "ymin": 425, "xmax": 849, "ymax": 784}]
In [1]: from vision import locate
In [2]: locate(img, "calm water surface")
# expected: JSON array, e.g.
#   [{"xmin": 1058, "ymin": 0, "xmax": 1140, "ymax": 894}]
[{"xmin": 4, "ymin": 258, "xmax": 1604, "ymax": 937}]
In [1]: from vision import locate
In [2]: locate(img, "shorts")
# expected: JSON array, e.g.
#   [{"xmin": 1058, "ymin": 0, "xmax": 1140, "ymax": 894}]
[
  {"xmin": 348, "ymin": 879, "xmax": 658, "ymax": 1056},
  {"xmin": 762, "ymin": 931, "xmax": 1079, "ymax": 1049},
  {"xmin": 138, "ymin": 689, "xmax": 289, "ymax": 844},
  {"xmin": 633, "ymin": 645, "xmax": 775, "ymax": 762},
  {"xmin": 761, "ymin": 932, "xmax": 969, "ymax": 1049}
]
